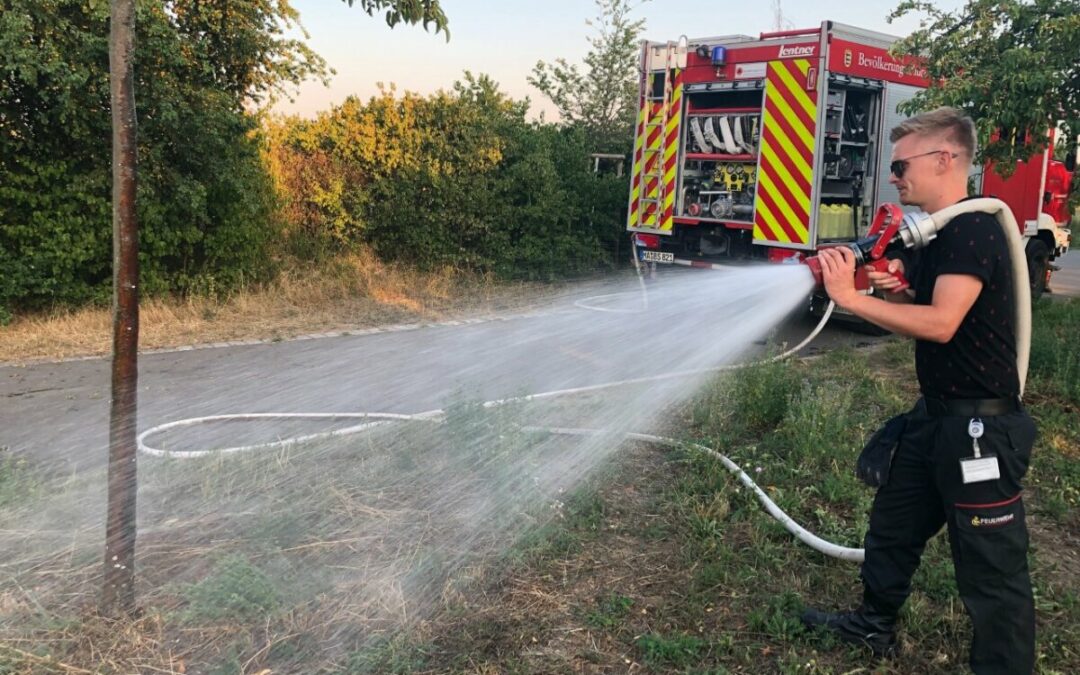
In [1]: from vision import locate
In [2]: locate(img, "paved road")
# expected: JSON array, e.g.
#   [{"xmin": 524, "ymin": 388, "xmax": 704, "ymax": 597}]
[
  {"xmin": 1049, "ymin": 248, "xmax": 1080, "ymax": 299},
  {"xmin": 6, "ymin": 251, "xmax": 1075, "ymax": 473}
]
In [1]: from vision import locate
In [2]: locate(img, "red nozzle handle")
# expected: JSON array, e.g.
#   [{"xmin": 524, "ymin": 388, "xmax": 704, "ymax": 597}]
[
  {"xmin": 855, "ymin": 258, "xmax": 909, "ymax": 293},
  {"xmin": 805, "ymin": 256, "xmax": 824, "ymax": 287}
]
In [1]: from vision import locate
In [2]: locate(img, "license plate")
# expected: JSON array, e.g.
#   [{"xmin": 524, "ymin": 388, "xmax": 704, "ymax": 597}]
[{"xmin": 641, "ymin": 251, "xmax": 674, "ymax": 263}]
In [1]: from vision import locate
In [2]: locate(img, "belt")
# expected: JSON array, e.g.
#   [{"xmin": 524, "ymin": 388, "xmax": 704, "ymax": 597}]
[{"xmin": 923, "ymin": 396, "xmax": 1019, "ymax": 417}]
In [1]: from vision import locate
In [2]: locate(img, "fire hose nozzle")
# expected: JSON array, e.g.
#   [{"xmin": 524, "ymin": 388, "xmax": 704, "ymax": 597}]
[
  {"xmin": 804, "ymin": 204, "xmax": 932, "ymax": 294},
  {"xmin": 803, "ymin": 244, "xmax": 907, "ymax": 292},
  {"xmin": 898, "ymin": 210, "xmax": 938, "ymax": 250},
  {"xmin": 805, "ymin": 255, "xmax": 825, "ymax": 287}
]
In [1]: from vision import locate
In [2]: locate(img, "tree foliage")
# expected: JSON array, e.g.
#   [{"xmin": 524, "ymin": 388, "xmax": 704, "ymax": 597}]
[
  {"xmin": 0, "ymin": 0, "xmax": 452, "ymax": 313},
  {"xmin": 888, "ymin": 0, "xmax": 1080, "ymax": 173},
  {"xmin": 265, "ymin": 75, "xmax": 627, "ymax": 278},
  {"xmin": 529, "ymin": 0, "xmax": 646, "ymax": 153},
  {"xmin": 167, "ymin": 0, "xmax": 330, "ymax": 106},
  {"xmin": 1, "ymin": 0, "xmax": 633, "ymax": 314},
  {"xmin": 0, "ymin": 0, "xmax": 338, "ymax": 311},
  {"xmin": 342, "ymin": 0, "xmax": 449, "ymax": 39}
]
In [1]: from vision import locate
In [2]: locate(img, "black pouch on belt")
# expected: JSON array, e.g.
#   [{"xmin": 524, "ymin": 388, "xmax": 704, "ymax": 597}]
[{"xmin": 856, "ymin": 413, "xmax": 907, "ymax": 488}]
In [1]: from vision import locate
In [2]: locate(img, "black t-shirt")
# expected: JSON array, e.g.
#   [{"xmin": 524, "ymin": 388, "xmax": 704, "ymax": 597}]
[{"xmin": 909, "ymin": 203, "xmax": 1019, "ymax": 400}]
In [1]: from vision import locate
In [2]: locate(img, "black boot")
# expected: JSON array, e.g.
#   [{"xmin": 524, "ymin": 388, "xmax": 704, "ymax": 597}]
[{"xmin": 800, "ymin": 605, "xmax": 897, "ymax": 657}]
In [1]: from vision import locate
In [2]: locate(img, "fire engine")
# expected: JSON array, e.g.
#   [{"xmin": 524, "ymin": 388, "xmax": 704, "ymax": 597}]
[{"xmin": 626, "ymin": 21, "xmax": 1075, "ymax": 301}]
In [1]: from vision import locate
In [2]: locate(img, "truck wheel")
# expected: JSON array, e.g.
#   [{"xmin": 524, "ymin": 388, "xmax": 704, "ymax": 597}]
[{"xmin": 1026, "ymin": 239, "xmax": 1049, "ymax": 301}]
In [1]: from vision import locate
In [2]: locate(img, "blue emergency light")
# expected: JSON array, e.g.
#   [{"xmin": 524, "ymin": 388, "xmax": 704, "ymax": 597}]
[{"xmin": 711, "ymin": 46, "xmax": 727, "ymax": 66}]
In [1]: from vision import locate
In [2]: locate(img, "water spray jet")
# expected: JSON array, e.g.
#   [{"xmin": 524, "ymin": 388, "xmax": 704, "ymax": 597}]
[{"xmin": 131, "ymin": 199, "xmax": 1031, "ymax": 567}]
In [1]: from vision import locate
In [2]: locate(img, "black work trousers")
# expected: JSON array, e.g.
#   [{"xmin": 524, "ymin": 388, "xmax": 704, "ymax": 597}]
[{"xmin": 860, "ymin": 399, "xmax": 1037, "ymax": 674}]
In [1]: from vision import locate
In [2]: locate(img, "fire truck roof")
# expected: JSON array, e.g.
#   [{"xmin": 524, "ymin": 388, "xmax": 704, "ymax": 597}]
[{"xmin": 679, "ymin": 21, "xmax": 901, "ymax": 52}]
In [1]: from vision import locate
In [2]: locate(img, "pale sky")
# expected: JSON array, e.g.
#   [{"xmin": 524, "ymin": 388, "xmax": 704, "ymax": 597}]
[{"xmin": 274, "ymin": 0, "xmax": 965, "ymax": 120}]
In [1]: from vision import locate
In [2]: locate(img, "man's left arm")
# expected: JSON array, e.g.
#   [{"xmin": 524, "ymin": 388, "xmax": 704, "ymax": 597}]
[{"xmin": 818, "ymin": 247, "xmax": 981, "ymax": 343}]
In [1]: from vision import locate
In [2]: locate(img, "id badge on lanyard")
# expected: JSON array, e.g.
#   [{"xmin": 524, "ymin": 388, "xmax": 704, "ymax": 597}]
[{"xmin": 960, "ymin": 417, "xmax": 1000, "ymax": 484}]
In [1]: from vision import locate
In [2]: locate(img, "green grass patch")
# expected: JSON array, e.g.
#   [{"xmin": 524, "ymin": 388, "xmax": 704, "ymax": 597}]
[
  {"xmin": 635, "ymin": 632, "xmax": 709, "ymax": 668},
  {"xmin": 1029, "ymin": 298, "xmax": 1080, "ymax": 405},
  {"xmin": 343, "ymin": 635, "xmax": 430, "ymax": 675},
  {"xmin": 746, "ymin": 591, "xmax": 807, "ymax": 642},
  {"xmin": 731, "ymin": 358, "xmax": 801, "ymax": 434},
  {"xmin": 181, "ymin": 554, "xmax": 281, "ymax": 622},
  {"xmin": 584, "ymin": 591, "xmax": 634, "ymax": 629},
  {"xmin": 1026, "ymin": 298, "xmax": 1080, "ymax": 523}
]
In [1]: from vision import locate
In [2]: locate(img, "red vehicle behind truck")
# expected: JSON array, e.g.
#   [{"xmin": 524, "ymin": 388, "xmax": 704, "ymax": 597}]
[{"xmin": 626, "ymin": 21, "xmax": 1075, "ymax": 300}]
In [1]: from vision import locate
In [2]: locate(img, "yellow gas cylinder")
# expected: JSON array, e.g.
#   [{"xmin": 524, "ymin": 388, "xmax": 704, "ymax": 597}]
[
  {"xmin": 835, "ymin": 205, "xmax": 854, "ymax": 239},
  {"xmin": 818, "ymin": 204, "xmax": 832, "ymax": 239},
  {"xmin": 829, "ymin": 204, "xmax": 846, "ymax": 238},
  {"xmin": 824, "ymin": 204, "xmax": 841, "ymax": 239}
]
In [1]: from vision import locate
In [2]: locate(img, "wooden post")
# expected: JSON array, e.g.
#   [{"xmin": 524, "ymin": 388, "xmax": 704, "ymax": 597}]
[{"xmin": 101, "ymin": 0, "xmax": 139, "ymax": 617}]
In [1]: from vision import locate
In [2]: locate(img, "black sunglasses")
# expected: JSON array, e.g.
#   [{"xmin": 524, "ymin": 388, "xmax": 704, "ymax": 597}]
[{"xmin": 890, "ymin": 150, "xmax": 958, "ymax": 179}]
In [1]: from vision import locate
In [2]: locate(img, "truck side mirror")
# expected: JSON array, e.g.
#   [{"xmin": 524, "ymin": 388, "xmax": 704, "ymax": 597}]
[{"xmin": 1065, "ymin": 150, "xmax": 1077, "ymax": 173}]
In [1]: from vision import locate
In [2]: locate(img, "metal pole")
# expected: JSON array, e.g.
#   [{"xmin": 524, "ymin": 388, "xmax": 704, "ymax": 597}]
[{"xmin": 101, "ymin": 0, "xmax": 139, "ymax": 617}]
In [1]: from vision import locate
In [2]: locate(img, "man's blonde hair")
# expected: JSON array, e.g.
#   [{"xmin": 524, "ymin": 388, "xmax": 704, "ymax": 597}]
[{"xmin": 890, "ymin": 106, "xmax": 977, "ymax": 162}]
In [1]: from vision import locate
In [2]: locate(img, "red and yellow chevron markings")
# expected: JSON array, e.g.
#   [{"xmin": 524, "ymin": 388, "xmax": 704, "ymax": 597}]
[
  {"xmin": 628, "ymin": 67, "xmax": 683, "ymax": 231},
  {"xmin": 627, "ymin": 80, "xmax": 652, "ymax": 229},
  {"xmin": 753, "ymin": 58, "xmax": 818, "ymax": 246},
  {"xmin": 659, "ymin": 68, "xmax": 683, "ymax": 232}
]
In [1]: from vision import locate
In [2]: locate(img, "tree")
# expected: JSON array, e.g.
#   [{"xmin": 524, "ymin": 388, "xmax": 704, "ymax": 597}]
[
  {"xmin": 167, "ymin": 0, "xmax": 330, "ymax": 106},
  {"xmin": 529, "ymin": 0, "xmax": 647, "ymax": 153},
  {"xmin": 101, "ymin": 0, "xmax": 139, "ymax": 618},
  {"xmin": 888, "ymin": 0, "xmax": 1080, "ymax": 174}
]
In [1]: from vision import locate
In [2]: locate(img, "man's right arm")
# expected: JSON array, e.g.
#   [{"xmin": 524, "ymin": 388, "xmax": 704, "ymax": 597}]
[{"xmin": 819, "ymin": 247, "xmax": 981, "ymax": 342}]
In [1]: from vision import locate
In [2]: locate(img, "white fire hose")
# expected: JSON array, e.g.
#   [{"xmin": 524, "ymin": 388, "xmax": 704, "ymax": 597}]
[
  {"xmin": 690, "ymin": 118, "xmax": 710, "ymax": 153},
  {"xmin": 718, "ymin": 116, "xmax": 739, "ymax": 155},
  {"xmin": 905, "ymin": 198, "xmax": 1031, "ymax": 394}
]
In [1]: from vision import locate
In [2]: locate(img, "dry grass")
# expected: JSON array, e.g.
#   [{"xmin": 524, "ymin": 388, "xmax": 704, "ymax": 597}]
[
  {"xmin": 0, "ymin": 401, "xmax": 624, "ymax": 673},
  {"xmin": 2, "ymin": 342, "xmax": 1077, "ymax": 672},
  {"xmin": 0, "ymin": 249, "xmax": 555, "ymax": 364},
  {"xmin": 0, "ymin": 613, "xmax": 187, "ymax": 675}
]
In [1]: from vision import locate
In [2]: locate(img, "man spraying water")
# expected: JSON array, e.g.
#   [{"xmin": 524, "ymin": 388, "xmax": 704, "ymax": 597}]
[{"xmin": 804, "ymin": 107, "xmax": 1037, "ymax": 675}]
